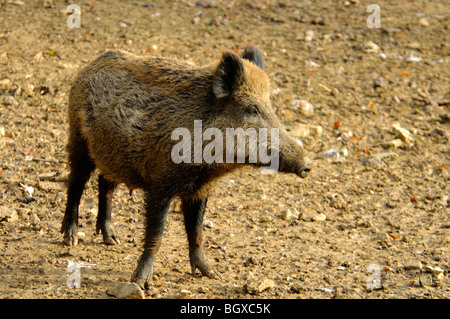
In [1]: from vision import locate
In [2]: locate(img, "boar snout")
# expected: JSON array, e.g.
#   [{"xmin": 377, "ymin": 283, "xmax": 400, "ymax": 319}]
[
  {"xmin": 278, "ymin": 129, "xmax": 313, "ymax": 179},
  {"xmin": 278, "ymin": 150, "xmax": 313, "ymax": 179}
]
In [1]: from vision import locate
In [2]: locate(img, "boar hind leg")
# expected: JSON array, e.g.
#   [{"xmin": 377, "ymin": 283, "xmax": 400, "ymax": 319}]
[
  {"xmin": 96, "ymin": 174, "xmax": 119, "ymax": 245},
  {"xmin": 182, "ymin": 197, "xmax": 218, "ymax": 279},
  {"xmin": 61, "ymin": 138, "xmax": 95, "ymax": 246},
  {"xmin": 132, "ymin": 193, "xmax": 171, "ymax": 289}
]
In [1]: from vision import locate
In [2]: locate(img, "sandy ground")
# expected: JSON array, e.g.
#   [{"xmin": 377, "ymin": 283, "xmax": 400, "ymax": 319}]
[{"xmin": 0, "ymin": 0, "xmax": 449, "ymax": 299}]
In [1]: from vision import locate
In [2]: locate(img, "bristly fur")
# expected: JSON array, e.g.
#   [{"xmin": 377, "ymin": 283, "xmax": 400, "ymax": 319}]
[
  {"xmin": 67, "ymin": 47, "xmax": 306, "ymax": 196},
  {"xmin": 61, "ymin": 46, "xmax": 310, "ymax": 286}
]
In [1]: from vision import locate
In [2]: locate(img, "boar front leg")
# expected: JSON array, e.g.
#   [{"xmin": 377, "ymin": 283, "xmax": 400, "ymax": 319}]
[
  {"xmin": 182, "ymin": 197, "xmax": 218, "ymax": 279},
  {"xmin": 132, "ymin": 194, "xmax": 171, "ymax": 289}
]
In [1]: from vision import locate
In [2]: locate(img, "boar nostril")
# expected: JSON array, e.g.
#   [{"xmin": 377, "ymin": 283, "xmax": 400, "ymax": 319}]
[
  {"xmin": 298, "ymin": 156, "xmax": 313, "ymax": 178},
  {"xmin": 299, "ymin": 167, "xmax": 311, "ymax": 179}
]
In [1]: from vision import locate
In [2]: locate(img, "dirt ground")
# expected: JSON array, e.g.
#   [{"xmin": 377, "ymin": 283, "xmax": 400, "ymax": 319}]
[{"xmin": 0, "ymin": 0, "xmax": 449, "ymax": 299}]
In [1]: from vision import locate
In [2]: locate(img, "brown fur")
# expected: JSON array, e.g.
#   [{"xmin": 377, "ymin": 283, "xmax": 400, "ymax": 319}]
[{"xmin": 61, "ymin": 46, "xmax": 312, "ymax": 288}]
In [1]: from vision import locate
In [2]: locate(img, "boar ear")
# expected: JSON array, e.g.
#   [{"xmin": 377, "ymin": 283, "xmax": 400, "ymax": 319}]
[
  {"xmin": 242, "ymin": 46, "xmax": 264, "ymax": 70},
  {"xmin": 213, "ymin": 51, "xmax": 245, "ymax": 99}
]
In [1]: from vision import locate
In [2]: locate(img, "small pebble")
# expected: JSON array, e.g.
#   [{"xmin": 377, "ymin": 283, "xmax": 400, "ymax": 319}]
[
  {"xmin": 419, "ymin": 274, "xmax": 433, "ymax": 287},
  {"xmin": 418, "ymin": 18, "xmax": 429, "ymax": 27},
  {"xmin": 16, "ymin": 196, "xmax": 36, "ymax": 204},
  {"xmin": 305, "ymin": 60, "xmax": 320, "ymax": 68},
  {"xmin": 179, "ymin": 289, "xmax": 192, "ymax": 299},
  {"xmin": 106, "ymin": 282, "xmax": 144, "ymax": 299},
  {"xmin": 0, "ymin": 207, "xmax": 18, "ymax": 223},
  {"xmin": 312, "ymin": 16, "xmax": 327, "ymax": 25},
  {"xmin": 404, "ymin": 260, "xmax": 422, "ymax": 271},
  {"xmin": 331, "ymin": 88, "xmax": 339, "ymax": 96},
  {"xmin": 363, "ymin": 41, "xmax": 380, "ymax": 53},
  {"xmin": 198, "ymin": 286, "xmax": 209, "ymax": 293},
  {"xmin": 381, "ymin": 139, "xmax": 403, "ymax": 149},
  {"xmin": 362, "ymin": 157, "xmax": 382, "ymax": 167},
  {"xmin": 392, "ymin": 122, "xmax": 413, "ymax": 144},
  {"xmin": 292, "ymin": 99, "xmax": 314, "ymax": 117},
  {"xmin": 245, "ymin": 277, "xmax": 275, "ymax": 295},
  {"xmin": 323, "ymin": 149, "xmax": 344, "ymax": 160},
  {"xmin": 312, "ymin": 213, "xmax": 326, "ymax": 222},
  {"xmin": 29, "ymin": 212, "xmax": 40, "ymax": 226},
  {"xmin": 304, "ymin": 30, "xmax": 314, "ymax": 42},
  {"xmin": 202, "ymin": 220, "xmax": 214, "ymax": 228},
  {"xmin": 339, "ymin": 148, "xmax": 348, "ymax": 157},
  {"xmin": 406, "ymin": 54, "xmax": 422, "ymax": 62},
  {"xmin": 280, "ymin": 207, "xmax": 300, "ymax": 220},
  {"xmin": 290, "ymin": 283, "xmax": 303, "ymax": 293},
  {"xmin": 373, "ymin": 77, "xmax": 387, "ymax": 88},
  {"xmin": 424, "ymin": 266, "xmax": 444, "ymax": 274}
]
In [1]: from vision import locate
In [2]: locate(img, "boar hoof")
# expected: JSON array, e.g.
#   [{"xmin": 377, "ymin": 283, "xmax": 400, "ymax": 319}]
[
  {"xmin": 131, "ymin": 270, "xmax": 154, "ymax": 290},
  {"xmin": 133, "ymin": 277, "xmax": 150, "ymax": 290},
  {"xmin": 63, "ymin": 233, "xmax": 78, "ymax": 247},
  {"xmin": 96, "ymin": 223, "xmax": 120, "ymax": 245},
  {"xmin": 190, "ymin": 256, "xmax": 221, "ymax": 279},
  {"xmin": 62, "ymin": 224, "xmax": 79, "ymax": 246},
  {"xmin": 103, "ymin": 235, "xmax": 120, "ymax": 245},
  {"xmin": 131, "ymin": 252, "xmax": 156, "ymax": 289}
]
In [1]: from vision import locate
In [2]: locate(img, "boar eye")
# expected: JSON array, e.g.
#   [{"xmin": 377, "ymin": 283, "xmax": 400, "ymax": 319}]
[{"xmin": 245, "ymin": 104, "xmax": 259, "ymax": 116}]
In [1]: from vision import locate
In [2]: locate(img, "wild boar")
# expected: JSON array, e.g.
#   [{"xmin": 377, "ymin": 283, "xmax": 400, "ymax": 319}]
[{"xmin": 61, "ymin": 46, "xmax": 312, "ymax": 288}]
